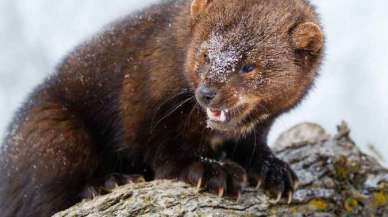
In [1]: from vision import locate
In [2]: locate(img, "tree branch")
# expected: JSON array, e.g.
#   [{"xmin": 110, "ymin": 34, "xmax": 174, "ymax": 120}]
[{"xmin": 54, "ymin": 122, "xmax": 388, "ymax": 217}]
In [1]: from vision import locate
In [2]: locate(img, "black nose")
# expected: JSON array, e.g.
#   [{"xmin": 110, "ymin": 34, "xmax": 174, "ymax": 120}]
[{"xmin": 197, "ymin": 85, "xmax": 217, "ymax": 106}]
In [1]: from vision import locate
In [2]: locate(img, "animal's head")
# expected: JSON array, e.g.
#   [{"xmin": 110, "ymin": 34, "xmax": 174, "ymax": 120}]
[{"xmin": 184, "ymin": 0, "xmax": 324, "ymax": 136}]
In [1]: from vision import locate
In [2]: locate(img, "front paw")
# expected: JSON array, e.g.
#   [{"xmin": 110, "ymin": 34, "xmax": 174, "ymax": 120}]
[
  {"xmin": 249, "ymin": 156, "xmax": 298, "ymax": 204},
  {"xmin": 179, "ymin": 158, "xmax": 248, "ymax": 198}
]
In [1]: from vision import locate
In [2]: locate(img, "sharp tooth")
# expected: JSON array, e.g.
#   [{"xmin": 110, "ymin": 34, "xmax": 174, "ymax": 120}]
[
  {"xmin": 206, "ymin": 109, "xmax": 212, "ymax": 119},
  {"xmin": 220, "ymin": 111, "xmax": 226, "ymax": 122},
  {"xmin": 207, "ymin": 108, "xmax": 217, "ymax": 120}
]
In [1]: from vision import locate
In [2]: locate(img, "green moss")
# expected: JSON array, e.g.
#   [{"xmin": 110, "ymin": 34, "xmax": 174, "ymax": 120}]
[
  {"xmin": 344, "ymin": 197, "xmax": 359, "ymax": 212},
  {"xmin": 333, "ymin": 156, "xmax": 360, "ymax": 182},
  {"xmin": 268, "ymin": 207, "xmax": 277, "ymax": 216},
  {"xmin": 308, "ymin": 199, "xmax": 329, "ymax": 210},
  {"xmin": 288, "ymin": 207, "xmax": 298, "ymax": 214},
  {"xmin": 371, "ymin": 191, "xmax": 388, "ymax": 207}
]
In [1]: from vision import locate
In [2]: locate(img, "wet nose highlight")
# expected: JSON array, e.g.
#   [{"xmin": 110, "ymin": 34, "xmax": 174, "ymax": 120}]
[{"xmin": 197, "ymin": 85, "xmax": 217, "ymax": 106}]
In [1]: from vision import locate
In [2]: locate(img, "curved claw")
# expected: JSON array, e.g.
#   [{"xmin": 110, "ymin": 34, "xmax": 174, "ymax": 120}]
[
  {"xmin": 256, "ymin": 179, "xmax": 262, "ymax": 189},
  {"xmin": 293, "ymin": 180, "xmax": 300, "ymax": 191},
  {"xmin": 196, "ymin": 178, "xmax": 203, "ymax": 191},
  {"xmin": 241, "ymin": 174, "xmax": 248, "ymax": 187},
  {"xmin": 236, "ymin": 191, "xmax": 242, "ymax": 202},
  {"xmin": 269, "ymin": 192, "xmax": 282, "ymax": 204},
  {"xmin": 92, "ymin": 192, "xmax": 98, "ymax": 199},
  {"xmin": 287, "ymin": 191, "xmax": 293, "ymax": 204},
  {"xmin": 218, "ymin": 187, "xmax": 225, "ymax": 197}
]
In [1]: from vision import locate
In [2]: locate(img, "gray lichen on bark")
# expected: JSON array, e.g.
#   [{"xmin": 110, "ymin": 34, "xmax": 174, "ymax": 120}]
[{"xmin": 54, "ymin": 122, "xmax": 388, "ymax": 217}]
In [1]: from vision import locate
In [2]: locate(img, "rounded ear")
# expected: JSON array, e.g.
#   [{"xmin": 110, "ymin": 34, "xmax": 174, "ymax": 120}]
[
  {"xmin": 191, "ymin": 0, "xmax": 212, "ymax": 18},
  {"xmin": 291, "ymin": 22, "xmax": 323, "ymax": 54}
]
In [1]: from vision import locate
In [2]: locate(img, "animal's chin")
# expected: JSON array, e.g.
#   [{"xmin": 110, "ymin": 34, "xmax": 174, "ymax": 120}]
[{"xmin": 204, "ymin": 104, "xmax": 256, "ymax": 135}]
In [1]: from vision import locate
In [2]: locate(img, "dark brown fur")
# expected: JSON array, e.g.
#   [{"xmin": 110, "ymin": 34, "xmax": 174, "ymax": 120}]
[{"xmin": 0, "ymin": 0, "xmax": 324, "ymax": 216}]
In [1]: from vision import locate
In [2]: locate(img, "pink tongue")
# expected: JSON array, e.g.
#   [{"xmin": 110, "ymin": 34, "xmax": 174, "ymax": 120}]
[{"xmin": 211, "ymin": 110, "xmax": 221, "ymax": 117}]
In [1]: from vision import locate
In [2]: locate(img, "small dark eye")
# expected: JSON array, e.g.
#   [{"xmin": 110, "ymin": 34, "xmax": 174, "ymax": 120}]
[
  {"xmin": 203, "ymin": 53, "xmax": 210, "ymax": 64},
  {"xmin": 241, "ymin": 64, "xmax": 256, "ymax": 73}
]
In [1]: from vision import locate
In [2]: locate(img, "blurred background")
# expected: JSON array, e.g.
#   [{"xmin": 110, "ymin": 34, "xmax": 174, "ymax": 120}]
[{"xmin": 0, "ymin": 0, "xmax": 387, "ymax": 164}]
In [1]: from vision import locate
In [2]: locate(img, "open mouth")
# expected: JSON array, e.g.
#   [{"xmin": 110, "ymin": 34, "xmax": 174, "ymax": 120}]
[
  {"xmin": 205, "ymin": 104, "xmax": 249, "ymax": 129},
  {"xmin": 206, "ymin": 108, "xmax": 229, "ymax": 123}
]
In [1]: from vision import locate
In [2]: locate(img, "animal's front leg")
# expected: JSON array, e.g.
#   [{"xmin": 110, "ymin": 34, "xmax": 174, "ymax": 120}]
[
  {"xmin": 150, "ymin": 142, "xmax": 248, "ymax": 198},
  {"xmin": 248, "ymin": 144, "xmax": 298, "ymax": 203},
  {"xmin": 225, "ymin": 134, "xmax": 298, "ymax": 203}
]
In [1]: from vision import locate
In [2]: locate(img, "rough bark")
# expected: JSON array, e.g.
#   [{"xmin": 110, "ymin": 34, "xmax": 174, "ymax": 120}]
[{"xmin": 54, "ymin": 122, "xmax": 388, "ymax": 217}]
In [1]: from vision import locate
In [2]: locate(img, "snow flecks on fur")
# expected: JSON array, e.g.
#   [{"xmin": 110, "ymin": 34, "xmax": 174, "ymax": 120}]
[
  {"xmin": 204, "ymin": 32, "xmax": 243, "ymax": 83},
  {"xmin": 202, "ymin": 29, "xmax": 261, "ymax": 88}
]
